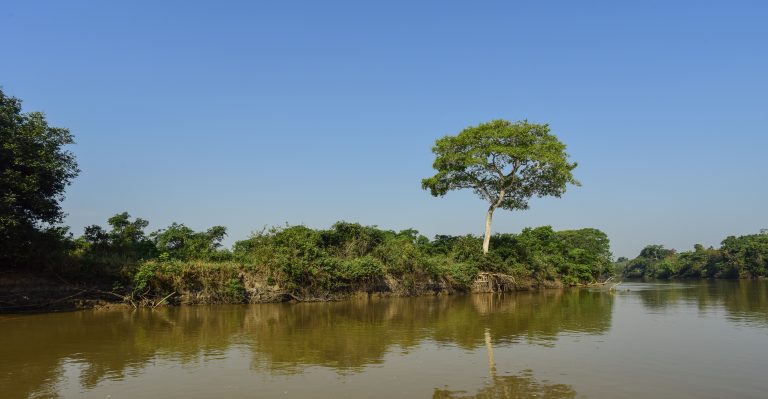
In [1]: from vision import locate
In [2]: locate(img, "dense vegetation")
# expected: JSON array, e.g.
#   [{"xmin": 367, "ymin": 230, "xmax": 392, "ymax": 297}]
[
  {"xmin": 42, "ymin": 213, "xmax": 613, "ymax": 302},
  {"xmin": 0, "ymin": 89, "xmax": 79, "ymax": 268},
  {"xmin": 622, "ymin": 232, "xmax": 768, "ymax": 279}
]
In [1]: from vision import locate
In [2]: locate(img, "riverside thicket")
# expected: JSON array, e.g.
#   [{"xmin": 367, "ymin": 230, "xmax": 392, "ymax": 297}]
[
  {"xmin": 619, "ymin": 232, "xmax": 768, "ymax": 280},
  {"xmin": 23, "ymin": 213, "xmax": 614, "ymax": 305}
]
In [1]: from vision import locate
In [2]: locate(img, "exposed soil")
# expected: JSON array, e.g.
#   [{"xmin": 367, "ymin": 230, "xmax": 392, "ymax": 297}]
[{"xmin": 0, "ymin": 270, "xmax": 569, "ymax": 313}]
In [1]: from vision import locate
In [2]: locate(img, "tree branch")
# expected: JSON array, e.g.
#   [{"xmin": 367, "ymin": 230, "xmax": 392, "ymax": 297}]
[
  {"xmin": 457, "ymin": 171, "xmax": 493, "ymax": 201},
  {"xmin": 493, "ymin": 189, "xmax": 506, "ymax": 209},
  {"xmin": 489, "ymin": 154, "xmax": 505, "ymax": 179},
  {"xmin": 477, "ymin": 181, "xmax": 493, "ymax": 202},
  {"xmin": 499, "ymin": 160, "xmax": 528, "ymax": 192},
  {"xmin": 505, "ymin": 160, "xmax": 523, "ymax": 179}
]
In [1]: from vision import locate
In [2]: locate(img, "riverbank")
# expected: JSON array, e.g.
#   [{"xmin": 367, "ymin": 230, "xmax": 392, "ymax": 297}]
[
  {"xmin": 2, "ymin": 221, "xmax": 616, "ymax": 312},
  {"xmin": 0, "ymin": 271, "xmax": 119, "ymax": 312},
  {"xmin": 0, "ymin": 269, "xmax": 570, "ymax": 313}
]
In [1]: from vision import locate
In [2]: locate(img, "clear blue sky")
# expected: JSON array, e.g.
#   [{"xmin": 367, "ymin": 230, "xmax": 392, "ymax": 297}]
[{"xmin": 2, "ymin": 1, "xmax": 766, "ymax": 257}]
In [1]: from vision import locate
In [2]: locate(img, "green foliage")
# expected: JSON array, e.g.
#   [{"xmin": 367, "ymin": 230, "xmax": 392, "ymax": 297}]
[
  {"xmin": 612, "ymin": 257, "xmax": 630, "ymax": 276},
  {"xmin": 9, "ymin": 226, "xmax": 78, "ymax": 273},
  {"xmin": 4, "ymin": 191, "xmax": 614, "ymax": 299},
  {"xmin": 224, "ymin": 278, "xmax": 247, "ymax": 302},
  {"xmin": 373, "ymin": 236, "xmax": 424, "ymax": 275},
  {"xmin": 720, "ymin": 234, "xmax": 768, "ymax": 278},
  {"xmin": 321, "ymin": 222, "xmax": 388, "ymax": 258},
  {"xmin": 557, "ymin": 228, "xmax": 613, "ymax": 276},
  {"xmin": 152, "ymin": 223, "xmax": 229, "ymax": 261},
  {"xmin": 488, "ymin": 226, "xmax": 612, "ymax": 284},
  {"xmin": 443, "ymin": 262, "xmax": 480, "ymax": 288},
  {"xmin": 132, "ymin": 261, "xmax": 160, "ymax": 294},
  {"xmin": 421, "ymin": 119, "xmax": 579, "ymax": 252},
  {"xmin": 72, "ymin": 212, "xmax": 157, "ymax": 275},
  {"xmin": 233, "ymin": 225, "xmax": 329, "ymax": 290},
  {"xmin": 229, "ymin": 221, "xmax": 613, "ymax": 294},
  {"xmin": 449, "ymin": 235, "xmax": 485, "ymax": 263},
  {"xmin": 69, "ymin": 213, "xmax": 237, "ymax": 281},
  {"xmin": 421, "ymin": 120, "xmax": 579, "ymax": 209},
  {"xmin": 338, "ymin": 256, "xmax": 385, "ymax": 282},
  {"xmin": 132, "ymin": 259, "xmax": 248, "ymax": 303},
  {"xmin": 0, "ymin": 89, "xmax": 80, "ymax": 267},
  {"xmin": 623, "ymin": 233, "xmax": 768, "ymax": 279},
  {"xmin": 271, "ymin": 225, "xmax": 328, "ymax": 288}
]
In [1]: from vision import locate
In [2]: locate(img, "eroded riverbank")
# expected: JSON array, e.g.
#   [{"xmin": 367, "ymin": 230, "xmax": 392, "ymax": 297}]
[{"xmin": 0, "ymin": 270, "xmax": 568, "ymax": 313}]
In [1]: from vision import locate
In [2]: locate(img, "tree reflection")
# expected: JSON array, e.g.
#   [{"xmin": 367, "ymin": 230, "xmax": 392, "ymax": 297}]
[
  {"xmin": 244, "ymin": 290, "xmax": 613, "ymax": 372},
  {"xmin": 0, "ymin": 290, "xmax": 612, "ymax": 398},
  {"xmin": 634, "ymin": 280, "xmax": 768, "ymax": 327},
  {"xmin": 432, "ymin": 370, "xmax": 577, "ymax": 399}
]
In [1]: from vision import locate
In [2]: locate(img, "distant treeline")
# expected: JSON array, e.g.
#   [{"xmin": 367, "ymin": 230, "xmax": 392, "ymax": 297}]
[
  {"xmin": 12, "ymin": 212, "xmax": 613, "ymax": 300},
  {"xmin": 619, "ymin": 232, "xmax": 768, "ymax": 279}
]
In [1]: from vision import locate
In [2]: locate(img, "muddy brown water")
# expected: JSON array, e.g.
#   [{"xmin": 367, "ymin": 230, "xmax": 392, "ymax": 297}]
[{"xmin": 1, "ymin": 280, "xmax": 767, "ymax": 398}]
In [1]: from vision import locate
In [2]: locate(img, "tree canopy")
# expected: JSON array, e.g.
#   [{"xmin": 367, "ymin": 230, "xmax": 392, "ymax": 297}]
[
  {"xmin": 422, "ymin": 119, "xmax": 579, "ymax": 253},
  {"xmin": 1, "ymin": 89, "xmax": 79, "ymax": 265},
  {"xmin": 152, "ymin": 222, "xmax": 228, "ymax": 261}
]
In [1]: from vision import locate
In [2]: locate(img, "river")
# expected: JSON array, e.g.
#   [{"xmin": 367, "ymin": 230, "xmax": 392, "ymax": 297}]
[{"xmin": 1, "ymin": 280, "xmax": 767, "ymax": 398}]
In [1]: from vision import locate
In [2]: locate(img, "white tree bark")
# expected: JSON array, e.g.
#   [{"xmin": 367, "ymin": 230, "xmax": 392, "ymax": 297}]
[{"xmin": 483, "ymin": 206, "xmax": 495, "ymax": 254}]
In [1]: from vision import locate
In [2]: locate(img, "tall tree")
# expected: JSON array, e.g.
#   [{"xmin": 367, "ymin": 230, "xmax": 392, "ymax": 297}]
[
  {"xmin": 422, "ymin": 119, "xmax": 578, "ymax": 253},
  {"xmin": 0, "ymin": 89, "xmax": 79, "ymax": 264}
]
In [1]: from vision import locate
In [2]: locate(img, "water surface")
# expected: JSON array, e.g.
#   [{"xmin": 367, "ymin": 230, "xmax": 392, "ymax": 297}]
[{"xmin": 1, "ymin": 280, "xmax": 767, "ymax": 398}]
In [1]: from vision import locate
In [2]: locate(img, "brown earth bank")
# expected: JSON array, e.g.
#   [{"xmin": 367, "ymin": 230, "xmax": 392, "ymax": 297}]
[
  {"xmin": 0, "ymin": 271, "xmax": 123, "ymax": 313},
  {"xmin": 0, "ymin": 271, "xmax": 576, "ymax": 314}
]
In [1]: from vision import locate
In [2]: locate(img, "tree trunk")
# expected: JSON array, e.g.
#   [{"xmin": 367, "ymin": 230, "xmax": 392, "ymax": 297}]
[{"xmin": 483, "ymin": 206, "xmax": 495, "ymax": 254}]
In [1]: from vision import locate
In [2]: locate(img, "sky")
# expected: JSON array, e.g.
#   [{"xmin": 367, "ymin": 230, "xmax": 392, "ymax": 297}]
[{"xmin": 1, "ymin": 1, "xmax": 766, "ymax": 258}]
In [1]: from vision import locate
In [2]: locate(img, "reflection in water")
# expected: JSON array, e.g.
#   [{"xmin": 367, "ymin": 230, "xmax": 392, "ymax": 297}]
[
  {"xmin": 437, "ymin": 328, "xmax": 579, "ymax": 399},
  {"xmin": 246, "ymin": 290, "xmax": 613, "ymax": 373},
  {"xmin": 633, "ymin": 280, "xmax": 768, "ymax": 327},
  {"xmin": 0, "ymin": 290, "xmax": 611, "ymax": 398},
  {"xmin": 4, "ymin": 281, "xmax": 768, "ymax": 398},
  {"xmin": 432, "ymin": 370, "xmax": 577, "ymax": 399}
]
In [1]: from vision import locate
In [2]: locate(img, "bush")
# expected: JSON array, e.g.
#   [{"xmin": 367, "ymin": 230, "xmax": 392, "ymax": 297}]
[
  {"xmin": 224, "ymin": 277, "xmax": 247, "ymax": 302},
  {"xmin": 443, "ymin": 262, "xmax": 479, "ymax": 288},
  {"xmin": 374, "ymin": 237, "xmax": 425, "ymax": 275},
  {"xmin": 321, "ymin": 222, "xmax": 388, "ymax": 258},
  {"xmin": 152, "ymin": 223, "xmax": 229, "ymax": 261},
  {"xmin": 338, "ymin": 256, "xmax": 385, "ymax": 282}
]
